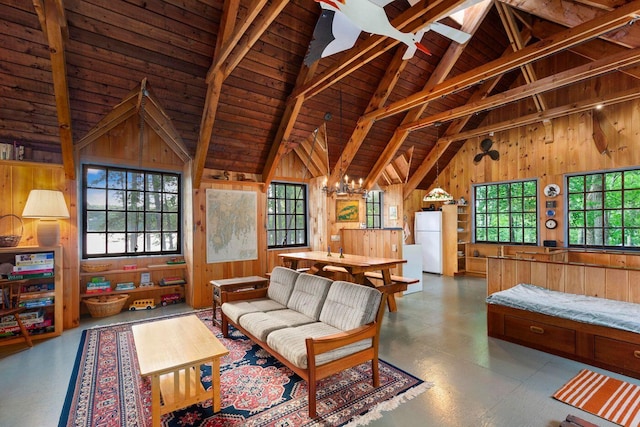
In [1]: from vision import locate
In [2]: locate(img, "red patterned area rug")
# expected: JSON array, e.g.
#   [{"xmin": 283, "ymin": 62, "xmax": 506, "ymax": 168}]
[
  {"xmin": 554, "ymin": 369, "xmax": 640, "ymax": 427},
  {"xmin": 59, "ymin": 309, "xmax": 432, "ymax": 427}
]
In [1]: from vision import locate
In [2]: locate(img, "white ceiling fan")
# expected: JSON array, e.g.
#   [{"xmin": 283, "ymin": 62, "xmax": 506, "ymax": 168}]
[{"xmin": 304, "ymin": 0, "xmax": 482, "ymax": 66}]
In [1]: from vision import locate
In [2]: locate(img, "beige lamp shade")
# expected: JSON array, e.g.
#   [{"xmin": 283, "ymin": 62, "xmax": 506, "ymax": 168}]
[{"xmin": 22, "ymin": 190, "xmax": 70, "ymax": 246}]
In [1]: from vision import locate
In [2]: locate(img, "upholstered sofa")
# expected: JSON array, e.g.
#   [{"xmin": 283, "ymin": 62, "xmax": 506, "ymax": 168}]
[{"xmin": 220, "ymin": 266, "xmax": 386, "ymax": 417}]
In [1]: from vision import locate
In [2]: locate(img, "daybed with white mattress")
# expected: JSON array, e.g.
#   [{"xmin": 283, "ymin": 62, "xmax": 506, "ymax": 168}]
[{"xmin": 487, "ymin": 283, "xmax": 640, "ymax": 379}]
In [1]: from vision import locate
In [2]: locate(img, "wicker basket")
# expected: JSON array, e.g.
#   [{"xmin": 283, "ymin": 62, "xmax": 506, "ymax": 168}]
[
  {"xmin": 0, "ymin": 214, "xmax": 23, "ymax": 247},
  {"xmin": 81, "ymin": 263, "xmax": 112, "ymax": 273},
  {"xmin": 84, "ymin": 294, "xmax": 129, "ymax": 318}
]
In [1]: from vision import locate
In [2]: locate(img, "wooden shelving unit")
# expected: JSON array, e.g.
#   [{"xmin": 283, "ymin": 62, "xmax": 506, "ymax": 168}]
[
  {"xmin": 443, "ymin": 204, "xmax": 469, "ymax": 276},
  {"xmin": 80, "ymin": 261, "xmax": 187, "ymax": 313},
  {"xmin": 0, "ymin": 246, "xmax": 63, "ymax": 346}
]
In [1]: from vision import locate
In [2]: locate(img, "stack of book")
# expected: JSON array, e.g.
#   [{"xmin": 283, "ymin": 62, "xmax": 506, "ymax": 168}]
[
  {"xmin": 8, "ymin": 252, "xmax": 54, "ymax": 280},
  {"xmin": 159, "ymin": 276, "xmax": 186, "ymax": 286},
  {"xmin": 86, "ymin": 277, "xmax": 112, "ymax": 294}
]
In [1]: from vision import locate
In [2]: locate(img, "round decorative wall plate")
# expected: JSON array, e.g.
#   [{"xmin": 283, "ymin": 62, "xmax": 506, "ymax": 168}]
[
  {"xmin": 545, "ymin": 218, "xmax": 558, "ymax": 229},
  {"xmin": 546, "ymin": 209, "xmax": 555, "ymax": 217},
  {"xmin": 544, "ymin": 184, "xmax": 560, "ymax": 198}
]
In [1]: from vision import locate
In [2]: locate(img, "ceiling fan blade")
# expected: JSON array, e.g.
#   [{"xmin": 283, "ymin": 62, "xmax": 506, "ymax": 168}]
[
  {"xmin": 488, "ymin": 150, "xmax": 500, "ymax": 160},
  {"xmin": 429, "ymin": 22, "xmax": 472, "ymax": 44},
  {"xmin": 473, "ymin": 152, "xmax": 485, "ymax": 163},
  {"xmin": 480, "ymin": 138, "xmax": 493, "ymax": 152}
]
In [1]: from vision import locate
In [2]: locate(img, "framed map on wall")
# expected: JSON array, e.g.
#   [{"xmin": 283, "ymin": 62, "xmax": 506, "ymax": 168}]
[{"xmin": 206, "ymin": 189, "xmax": 257, "ymax": 263}]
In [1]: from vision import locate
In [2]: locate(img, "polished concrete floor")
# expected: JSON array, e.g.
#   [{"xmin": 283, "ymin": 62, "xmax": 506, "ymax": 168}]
[{"xmin": 0, "ymin": 274, "xmax": 632, "ymax": 426}]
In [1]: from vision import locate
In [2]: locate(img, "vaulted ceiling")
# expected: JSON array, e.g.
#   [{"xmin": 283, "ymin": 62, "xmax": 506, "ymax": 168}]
[{"xmin": 3, "ymin": 0, "xmax": 640, "ymax": 194}]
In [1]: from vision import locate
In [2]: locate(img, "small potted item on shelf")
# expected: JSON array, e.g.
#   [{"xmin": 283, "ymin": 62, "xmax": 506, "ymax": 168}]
[{"xmin": 167, "ymin": 257, "xmax": 185, "ymax": 264}]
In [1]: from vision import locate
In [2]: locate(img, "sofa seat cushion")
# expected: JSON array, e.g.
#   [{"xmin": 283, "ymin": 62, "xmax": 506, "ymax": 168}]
[
  {"xmin": 266, "ymin": 322, "xmax": 373, "ymax": 369},
  {"xmin": 239, "ymin": 309, "xmax": 317, "ymax": 341},
  {"xmin": 319, "ymin": 281, "xmax": 382, "ymax": 331},
  {"xmin": 221, "ymin": 299, "xmax": 287, "ymax": 324},
  {"xmin": 287, "ymin": 274, "xmax": 333, "ymax": 320}
]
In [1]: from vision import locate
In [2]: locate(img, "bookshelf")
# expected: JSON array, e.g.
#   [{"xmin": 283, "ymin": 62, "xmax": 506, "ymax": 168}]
[
  {"xmin": 0, "ymin": 246, "xmax": 63, "ymax": 345},
  {"xmin": 79, "ymin": 261, "xmax": 187, "ymax": 314}
]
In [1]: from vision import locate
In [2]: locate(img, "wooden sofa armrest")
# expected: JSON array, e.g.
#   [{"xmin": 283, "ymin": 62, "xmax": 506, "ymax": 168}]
[
  {"xmin": 220, "ymin": 287, "xmax": 268, "ymax": 303},
  {"xmin": 305, "ymin": 322, "xmax": 377, "ymax": 356}
]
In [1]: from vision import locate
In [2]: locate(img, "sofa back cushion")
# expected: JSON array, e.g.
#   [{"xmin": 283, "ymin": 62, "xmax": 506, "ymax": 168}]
[
  {"xmin": 267, "ymin": 267, "xmax": 300, "ymax": 306},
  {"xmin": 286, "ymin": 274, "xmax": 333, "ymax": 320},
  {"xmin": 319, "ymin": 281, "xmax": 382, "ymax": 331}
]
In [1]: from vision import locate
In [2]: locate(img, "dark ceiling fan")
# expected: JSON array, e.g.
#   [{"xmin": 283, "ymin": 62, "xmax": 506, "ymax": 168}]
[{"xmin": 474, "ymin": 138, "xmax": 500, "ymax": 163}]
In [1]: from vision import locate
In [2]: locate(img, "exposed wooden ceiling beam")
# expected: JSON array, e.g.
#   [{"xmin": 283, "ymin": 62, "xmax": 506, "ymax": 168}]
[
  {"xmin": 501, "ymin": 0, "xmax": 640, "ymax": 48},
  {"xmin": 37, "ymin": 0, "xmax": 75, "ymax": 179},
  {"xmin": 365, "ymin": 0, "xmax": 640, "ymax": 122},
  {"xmin": 326, "ymin": 46, "xmax": 409, "ymax": 190},
  {"xmin": 496, "ymin": 1, "xmax": 547, "ymax": 111},
  {"xmin": 262, "ymin": 62, "xmax": 318, "ymax": 187},
  {"xmin": 532, "ymin": 19, "xmax": 640, "ymax": 80},
  {"xmin": 289, "ymin": 0, "xmax": 472, "ymax": 101},
  {"xmin": 401, "ymin": 47, "xmax": 640, "ymax": 132},
  {"xmin": 364, "ymin": 0, "xmax": 492, "ymax": 189},
  {"xmin": 195, "ymin": 0, "xmax": 289, "ymax": 188}
]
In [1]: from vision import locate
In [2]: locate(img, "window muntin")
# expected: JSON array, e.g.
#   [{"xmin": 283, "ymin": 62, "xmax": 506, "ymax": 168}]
[
  {"xmin": 267, "ymin": 182, "xmax": 308, "ymax": 249},
  {"xmin": 365, "ymin": 191, "xmax": 382, "ymax": 229},
  {"xmin": 83, "ymin": 165, "xmax": 181, "ymax": 258},
  {"xmin": 567, "ymin": 169, "xmax": 640, "ymax": 249},
  {"xmin": 473, "ymin": 180, "xmax": 538, "ymax": 244}
]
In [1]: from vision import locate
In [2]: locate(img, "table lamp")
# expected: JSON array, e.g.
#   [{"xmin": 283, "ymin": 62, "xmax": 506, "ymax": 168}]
[{"xmin": 22, "ymin": 189, "xmax": 70, "ymax": 246}]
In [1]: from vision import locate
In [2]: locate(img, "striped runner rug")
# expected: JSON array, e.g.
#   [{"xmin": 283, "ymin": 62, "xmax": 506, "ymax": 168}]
[{"xmin": 554, "ymin": 369, "xmax": 640, "ymax": 427}]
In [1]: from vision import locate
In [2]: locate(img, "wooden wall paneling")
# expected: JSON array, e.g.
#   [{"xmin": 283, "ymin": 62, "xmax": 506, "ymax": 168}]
[
  {"xmin": 584, "ymin": 266, "xmax": 606, "ymax": 298},
  {"xmin": 546, "ymin": 263, "xmax": 565, "ymax": 292},
  {"xmin": 529, "ymin": 261, "xmax": 548, "ymax": 287},
  {"xmin": 564, "ymin": 264, "xmax": 585, "ymax": 295},
  {"xmin": 486, "ymin": 257, "xmax": 502, "ymax": 295},
  {"xmin": 501, "ymin": 257, "xmax": 517, "ymax": 291},
  {"xmin": 604, "ymin": 268, "xmax": 629, "ymax": 302},
  {"xmin": 629, "ymin": 270, "xmax": 640, "ymax": 304},
  {"xmin": 515, "ymin": 259, "xmax": 531, "ymax": 284}
]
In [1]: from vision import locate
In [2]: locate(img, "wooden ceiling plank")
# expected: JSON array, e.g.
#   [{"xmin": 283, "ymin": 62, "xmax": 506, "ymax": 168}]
[
  {"xmin": 401, "ymin": 46, "xmax": 640, "ymax": 132},
  {"xmin": 42, "ymin": 0, "xmax": 75, "ymax": 179},
  {"xmin": 365, "ymin": 0, "xmax": 491, "ymax": 188},
  {"xmin": 262, "ymin": 62, "xmax": 319, "ymax": 188},
  {"xmin": 32, "ymin": 0, "xmax": 48, "ymax": 45},
  {"xmin": 366, "ymin": 0, "xmax": 640, "ymax": 122}
]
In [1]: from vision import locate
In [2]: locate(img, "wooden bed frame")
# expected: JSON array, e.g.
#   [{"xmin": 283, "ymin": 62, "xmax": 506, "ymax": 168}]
[{"xmin": 486, "ymin": 256, "xmax": 640, "ymax": 380}]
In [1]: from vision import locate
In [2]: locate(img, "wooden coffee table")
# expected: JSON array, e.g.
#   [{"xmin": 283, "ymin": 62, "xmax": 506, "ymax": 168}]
[{"xmin": 132, "ymin": 315, "xmax": 229, "ymax": 427}]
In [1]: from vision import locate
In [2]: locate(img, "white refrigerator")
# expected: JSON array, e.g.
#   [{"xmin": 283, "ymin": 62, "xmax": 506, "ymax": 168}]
[{"xmin": 414, "ymin": 211, "xmax": 443, "ymax": 274}]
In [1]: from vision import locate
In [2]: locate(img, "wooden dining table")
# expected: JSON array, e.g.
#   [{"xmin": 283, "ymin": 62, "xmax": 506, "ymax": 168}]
[{"xmin": 279, "ymin": 251, "xmax": 407, "ymax": 312}]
